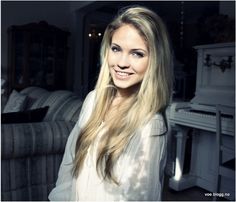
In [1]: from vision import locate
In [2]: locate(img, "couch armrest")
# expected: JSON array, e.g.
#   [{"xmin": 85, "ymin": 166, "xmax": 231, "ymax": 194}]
[{"xmin": 1, "ymin": 121, "xmax": 75, "ymax": 159}]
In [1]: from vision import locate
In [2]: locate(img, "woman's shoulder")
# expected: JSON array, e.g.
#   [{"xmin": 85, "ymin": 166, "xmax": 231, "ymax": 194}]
[
  {"xmin": 84, "ymin": 90, "xmax": 96, "ymax": 104},
  {"xmin": 141, "ymin": 113, "xmax": 167, "ymax": 136},
  {"xmin": 81, "ymin": 90, "xmax": 98, "ymax": 109},
  {"xmin": 151, "ymin": 113, "xmax": 165, "ymax": 122}
]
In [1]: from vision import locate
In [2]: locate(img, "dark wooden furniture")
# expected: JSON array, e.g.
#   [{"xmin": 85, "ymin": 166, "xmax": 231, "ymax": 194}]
[{"xmin": 7, "ymin": 21, "xmax": 70, "ymax": 94}]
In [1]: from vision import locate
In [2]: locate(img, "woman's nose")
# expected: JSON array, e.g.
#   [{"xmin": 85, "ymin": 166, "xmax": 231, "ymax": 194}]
[{"xmin": 117, "ymin": 54, "xmax": 130, "ymax": 69}]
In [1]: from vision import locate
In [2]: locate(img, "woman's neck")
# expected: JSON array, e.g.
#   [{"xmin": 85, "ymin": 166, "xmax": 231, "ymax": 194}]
[{"xmin": 115, "ymin": 83, "xmax": 140, "ymax": 98}]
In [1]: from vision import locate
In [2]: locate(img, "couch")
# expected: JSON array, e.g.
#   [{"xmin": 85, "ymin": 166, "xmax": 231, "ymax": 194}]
[{"xmin": 1, "ymin": 86, "xmax": 83, "ymax": 201}]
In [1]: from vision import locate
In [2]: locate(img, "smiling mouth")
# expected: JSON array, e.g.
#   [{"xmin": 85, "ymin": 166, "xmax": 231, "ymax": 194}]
[{"xmin": 116, "ymin": 70, "xmax": 133, "ymax": 76}]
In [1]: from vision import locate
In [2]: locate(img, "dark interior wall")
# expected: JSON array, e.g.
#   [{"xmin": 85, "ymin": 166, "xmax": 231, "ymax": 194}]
[{"xmin": 1, "ymin": 1, "xmax": 235, "ymax": 98}]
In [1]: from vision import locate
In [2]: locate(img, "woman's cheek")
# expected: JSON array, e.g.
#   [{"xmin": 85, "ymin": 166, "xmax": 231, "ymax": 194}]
[{"xmin": 108, "ymin": 54, "xmax": 117, "ymax": 66}]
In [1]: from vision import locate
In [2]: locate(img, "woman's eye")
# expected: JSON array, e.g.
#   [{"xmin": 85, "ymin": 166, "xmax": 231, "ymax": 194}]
[
  {"xmin": 111, "ymin": 46, "xmax": 120, "ymax": 52},
  {"xmin": 132, "ymin": 52, "xmax": 144, "ymax": 58}
]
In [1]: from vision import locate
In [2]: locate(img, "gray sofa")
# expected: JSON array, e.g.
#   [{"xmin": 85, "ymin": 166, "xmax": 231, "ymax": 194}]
[{"xmin": 1, "ymin": 86, "xmax": 83, "ymax": 201}]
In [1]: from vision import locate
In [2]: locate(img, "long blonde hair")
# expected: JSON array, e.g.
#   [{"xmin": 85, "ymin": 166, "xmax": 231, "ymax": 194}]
[{"xmin": 73, "ymin": 5, "xmax": 173, "ymax": 184}]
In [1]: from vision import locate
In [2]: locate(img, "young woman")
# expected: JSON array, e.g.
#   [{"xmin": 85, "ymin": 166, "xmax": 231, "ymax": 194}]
[{"xmin": 49, "ymin": 5, "xmax": 173, "ymax": 201}]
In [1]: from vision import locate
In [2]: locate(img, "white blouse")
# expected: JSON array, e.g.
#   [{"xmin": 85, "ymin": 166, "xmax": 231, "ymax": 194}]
[{"xmin": 48, "ymin": 90, "xmax": 167, "ymax": 201}]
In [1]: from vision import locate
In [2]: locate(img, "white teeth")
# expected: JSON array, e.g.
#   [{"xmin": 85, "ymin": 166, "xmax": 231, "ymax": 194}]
[{"xmin": 117, "ymin": 71, "xmax": 129, "ymax": 76}]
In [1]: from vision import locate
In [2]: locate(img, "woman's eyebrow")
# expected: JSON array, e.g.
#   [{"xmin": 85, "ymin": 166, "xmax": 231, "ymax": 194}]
[
  {"xmin": 111, "ymin": 43, "xmax": 121, "ymax": 48},
  {"xmin": 111, "ymin": 43, "xmax": 148, "ymax": 53},
  {"xmin": 131, "ymin": 48, "xmax": 148, "ymax": 54}
]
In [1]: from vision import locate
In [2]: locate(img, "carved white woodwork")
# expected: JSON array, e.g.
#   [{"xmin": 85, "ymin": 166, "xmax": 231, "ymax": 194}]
[
  {"xmin": 191, "ymin": 42, "xmax": 235, "ymax": 110},
  {"xmin": 168, "ymin": 43, "xmax": 235, "ymax": 201}
]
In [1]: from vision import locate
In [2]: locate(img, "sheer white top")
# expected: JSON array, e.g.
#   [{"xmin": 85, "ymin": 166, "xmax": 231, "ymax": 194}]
[{"xmin": 48, "ymin": 90, "xmax": 167, "ymax": 201}]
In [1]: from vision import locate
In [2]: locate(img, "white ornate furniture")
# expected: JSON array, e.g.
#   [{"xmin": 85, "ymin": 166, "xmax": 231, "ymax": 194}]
[{"xmin": 168, "ymin": 43, "xmax": 235, "ymax": 200}]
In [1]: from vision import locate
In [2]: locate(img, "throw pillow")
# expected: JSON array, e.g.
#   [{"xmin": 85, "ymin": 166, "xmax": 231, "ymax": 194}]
[
  {"xmin": 3, "ymin": 90, "xmax": 27, "ymax": 113},
  {"xmin": 1, "ymin": 106, "xmax": 49, "ymax": 124}
]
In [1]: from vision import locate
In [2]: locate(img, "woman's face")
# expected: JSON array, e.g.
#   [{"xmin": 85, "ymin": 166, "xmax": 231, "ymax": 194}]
[{"xmin": 108, "ymin": 24, "xmax": 149, "ymax": 96}]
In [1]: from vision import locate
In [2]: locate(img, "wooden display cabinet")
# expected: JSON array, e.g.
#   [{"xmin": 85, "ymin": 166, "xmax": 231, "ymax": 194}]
[{"xmin": 7, "ymin": 21, "xmax": 70, "ymax": 93}]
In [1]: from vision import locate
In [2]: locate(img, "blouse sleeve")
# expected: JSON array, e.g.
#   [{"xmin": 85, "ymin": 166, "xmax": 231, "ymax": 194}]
[
  {"xmin": 118, "ymin": 114, "xmax": 168, "ymax": 201},
  {"xmin": 48, "ymin": 91, "xmax": 96, "ymax": 201}
]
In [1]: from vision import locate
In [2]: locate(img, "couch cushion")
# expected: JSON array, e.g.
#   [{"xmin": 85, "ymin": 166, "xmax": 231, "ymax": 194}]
[
  {"xmin": 20, "ymin": 87, "xmax": 82, "ymax": 122},
  {"xmin": 21, "ymin": 87, "xmax": 50, "ymax": 110},
  {"xmin": 2, "ymin": 106, "xmax": 49, "ymax": 124},
  {"xmin": 3, "ymin": 90, "xmax": 27, "ymax": 113},
  {"xmin": 49, "ymin": 95, "xmax": 83, "ymax": 122},
  {"xmin": 1, "ymin": 121, "xmax": 75, "ymax": 159},
  {"xmin": 37, "ymin": 90, "xmax": 74, "ymax": 121}
]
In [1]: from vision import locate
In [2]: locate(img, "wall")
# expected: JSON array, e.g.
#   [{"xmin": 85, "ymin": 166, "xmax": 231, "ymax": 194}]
[
  {"xmin": 220, "ymin": 1, "xmax": 235, "ymax": 18},
  {"xmin": 67, "ymin": 1, "xmax": 94, "ymax": 90},
  {"xmin": 1, "ymin": 1, "xmax": 234, "ymax": 94}
]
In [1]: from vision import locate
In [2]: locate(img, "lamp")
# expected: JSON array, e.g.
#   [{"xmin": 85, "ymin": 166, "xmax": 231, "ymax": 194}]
[{"xmin": 88, "ymin": 28, "xmax": 102, "ymax": 39}]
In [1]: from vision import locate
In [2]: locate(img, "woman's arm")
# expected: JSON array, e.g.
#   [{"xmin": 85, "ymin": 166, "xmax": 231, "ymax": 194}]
[
  {"xmin": 48, "ymin": 91, "xmax": 96, "ymax": 201},
  {"xmin": 48, "ymin": 121, "xmax": 80, "ymax": 201},
  {"xmin": 118, "ymin": 114, "xmax": 168, "ymax": 201}
]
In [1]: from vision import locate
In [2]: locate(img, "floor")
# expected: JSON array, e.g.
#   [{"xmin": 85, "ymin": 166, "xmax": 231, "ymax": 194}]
[{"xmin": 162, "ymin": 175, "xmax": 229, "ymax": 201}]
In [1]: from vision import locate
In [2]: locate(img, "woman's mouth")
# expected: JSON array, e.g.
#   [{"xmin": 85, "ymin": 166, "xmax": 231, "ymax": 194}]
[{"xmin": 114, "ymin": 70, "xmax": 134, "ymax": 80}]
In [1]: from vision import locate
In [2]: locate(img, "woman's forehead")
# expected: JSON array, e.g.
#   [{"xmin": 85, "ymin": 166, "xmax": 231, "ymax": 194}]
[{"xmin": 110, "ymin": 24, "xmax": 148, "ymax": 50}]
